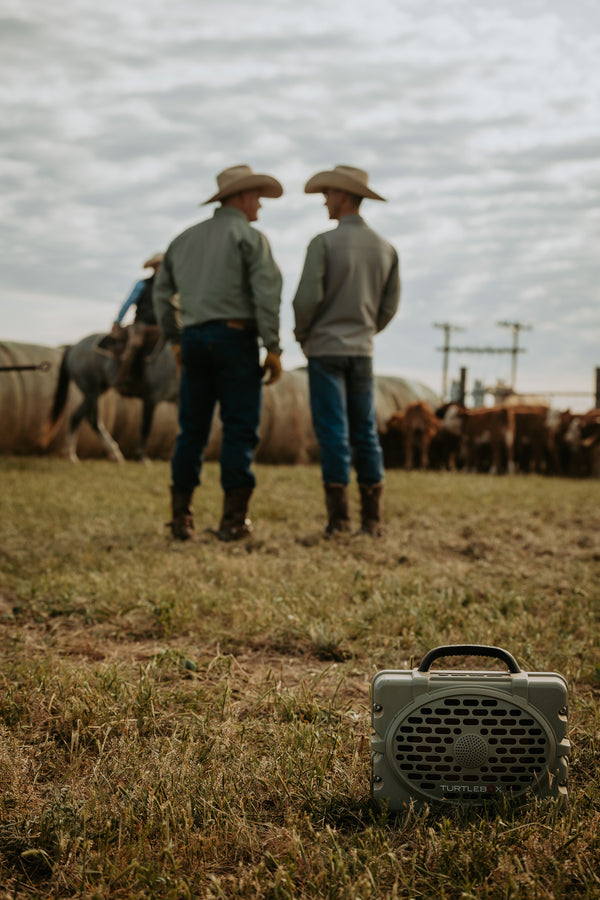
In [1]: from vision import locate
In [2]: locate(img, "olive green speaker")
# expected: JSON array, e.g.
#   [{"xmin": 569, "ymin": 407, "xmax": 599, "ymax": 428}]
[{"xmin": 371, "ymin": 645, "xmax": 569, "ymax": 811}]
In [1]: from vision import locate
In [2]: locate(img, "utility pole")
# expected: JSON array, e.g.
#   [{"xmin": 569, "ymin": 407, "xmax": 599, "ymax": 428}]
[
  {"xmin": 497, "ymin": 321, "xmax": 532, "ymax": 389},
  {"xmin": 434, "ymin": 321, "xmax": 531, "ymax": 404},
  {"xmin": 434, "ymin": 322, "xmax": 465, "ymax": 400}
]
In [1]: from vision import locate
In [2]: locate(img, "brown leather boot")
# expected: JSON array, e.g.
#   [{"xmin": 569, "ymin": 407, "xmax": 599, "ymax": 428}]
[
  {"xmin": 324, "ymin": 483, "xmax": 351, "ymax": 534},
  {"xmin": 169, "ymin": 485, "xmax": 194, "ymax": 540},
  {"xmin": 359, "ymin": 483, "xmax": 383, "ymax": 536},
  {"xmin": 114, "ymin": 339, "xmax": 138, "ymax": 389},
  {"xmin": 217, "ymin": 486, "xmax": 253, "ymax": 541}
]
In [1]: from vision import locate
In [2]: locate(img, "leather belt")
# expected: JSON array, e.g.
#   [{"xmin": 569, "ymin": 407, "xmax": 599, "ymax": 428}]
[{"xmin": 191, "ymin": 319, "xmax": 254, "ymax": 331}]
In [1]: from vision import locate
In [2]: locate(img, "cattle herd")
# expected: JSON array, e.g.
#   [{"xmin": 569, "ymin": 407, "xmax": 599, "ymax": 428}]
[{"xmin": 379, "ymin": 401, "xmax": 600, "ymax": 477}]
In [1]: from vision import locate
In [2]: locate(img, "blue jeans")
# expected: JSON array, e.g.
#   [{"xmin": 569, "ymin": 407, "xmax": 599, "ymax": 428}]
[
  {"xmin": 307, "ymin": 356, "xmax": 383, "ymax": 486},
  {"xmin": 171, "ymin": 323, "xmax": 262, "ymax": 492}
]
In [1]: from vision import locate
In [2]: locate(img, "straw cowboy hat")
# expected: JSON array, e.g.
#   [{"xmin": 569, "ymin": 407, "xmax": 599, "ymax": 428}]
[
  {"xmin": 143, "ymin": 252, "xmax": 164, "ymax": 268},
  {"xmin": 304, "ymin": 165, "xmax": 387, "ymax": 201},
  {"xmin": 202, "ymin": 164, "xmax": 283, "ymax": 204}
]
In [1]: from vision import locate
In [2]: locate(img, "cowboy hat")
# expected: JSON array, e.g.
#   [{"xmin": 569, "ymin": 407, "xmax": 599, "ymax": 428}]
[
  {"xmin": 202, "ymin": 164, "xmax": 283, "ymax": 204},
  {"xmin": 143, "ymin": 252, "xmax": 164, "ymax": 268},
  {"xmin": 304, "ymin": 165, "xmax": 386, "ymax": 201}
]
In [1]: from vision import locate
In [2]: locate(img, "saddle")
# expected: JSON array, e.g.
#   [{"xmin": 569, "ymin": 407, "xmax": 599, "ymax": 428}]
[
  {"xmin": 97, "ymin": 324, "xmax": 162, "ymax": 360},
  {"xmin": 99, "ymin": 324, "xmax": 164, "ymax": 397},
  {"xmin": 97, "ymin": 324, "xmax": 128, "ymax": 358}
]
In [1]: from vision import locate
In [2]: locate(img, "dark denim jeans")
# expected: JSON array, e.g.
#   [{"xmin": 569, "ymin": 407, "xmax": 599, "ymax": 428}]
[
  {"xmin": 171, "ymin": 322, "xmax": 262, "ymax": 492},
  {"xmin": 307, "ymin": 355, "xmax": 383, "ymax": 486}
]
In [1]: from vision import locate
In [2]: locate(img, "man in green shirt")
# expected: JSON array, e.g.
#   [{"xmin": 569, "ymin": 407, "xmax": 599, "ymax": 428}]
[
  {"xmin": 153, "ymin": 165, "xmax": 284, "ymax": 541},
  {"xmin": 293, "ymin": 165, "xmax": 401, "ymax": 536}
]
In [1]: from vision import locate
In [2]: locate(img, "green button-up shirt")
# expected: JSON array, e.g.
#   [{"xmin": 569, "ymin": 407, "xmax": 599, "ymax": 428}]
[
  {"xmin": 153, "ymin": 206, "xmax": 283, "ymax": 353},
  {"xmin": 293, "ymin": 214, "xmax": 401, "ymax": 357}
]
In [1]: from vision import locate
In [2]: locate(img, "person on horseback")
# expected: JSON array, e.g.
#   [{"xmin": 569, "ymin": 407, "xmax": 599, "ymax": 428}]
[{"xmin": 112, "ymin": 253, "xmax": 163, "ymax": 392}]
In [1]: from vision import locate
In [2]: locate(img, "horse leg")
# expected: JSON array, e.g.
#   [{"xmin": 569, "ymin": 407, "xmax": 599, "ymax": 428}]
[
  {"xmin": 67, "ymin": 400, "xmax": 89, "ymax": 463},
  {"xmin": 136, "ymin": 398, "xmax": 155, "ymax": 462},
  {"xmin": 98, "ymin": 421, "xmax": 126, "ymax": 463},
  {"xmin": 84, "ymin": 395, "xmax": 125, "ymax": 463}
]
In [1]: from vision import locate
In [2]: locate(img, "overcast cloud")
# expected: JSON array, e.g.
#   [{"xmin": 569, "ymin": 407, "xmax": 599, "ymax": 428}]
[{"xmin": 1, "ymin": 0, "xmax": 599, "ymax": 407}]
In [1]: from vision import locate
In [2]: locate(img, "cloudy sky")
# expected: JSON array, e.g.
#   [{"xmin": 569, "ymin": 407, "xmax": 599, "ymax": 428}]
[{"xmin": 2, "ymin": 0, "xmax": 599, "ymax": 407}]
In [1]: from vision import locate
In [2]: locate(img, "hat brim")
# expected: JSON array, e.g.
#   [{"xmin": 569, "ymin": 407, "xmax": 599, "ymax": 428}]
[
  {"xmin": 202, "ymin": 174, "xmax": 283, "ymax": 205},
  {"xmin": 304, "ymin": 170, "xmax": 386, "ymax": 201}
]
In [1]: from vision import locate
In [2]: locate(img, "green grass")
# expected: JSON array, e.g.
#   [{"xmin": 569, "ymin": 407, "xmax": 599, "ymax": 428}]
[{"xmin": 0, "ymin": 459, "xmax": 599, "ymax": 897}]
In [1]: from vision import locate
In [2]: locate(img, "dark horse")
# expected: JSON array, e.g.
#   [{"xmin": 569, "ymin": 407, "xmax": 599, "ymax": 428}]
[{"xmin": 42, "ymin": 332, "xmax": 179, "ymax": 462}]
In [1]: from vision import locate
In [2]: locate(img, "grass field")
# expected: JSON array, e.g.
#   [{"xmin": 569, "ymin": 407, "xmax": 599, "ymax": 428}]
[{"xmin": 0, "ymin": 458, "xmax": 599, "ymax": 898}]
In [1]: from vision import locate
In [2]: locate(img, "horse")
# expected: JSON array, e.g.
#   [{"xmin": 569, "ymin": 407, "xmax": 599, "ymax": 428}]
[{"xmin": 41, "ymin": 332, "xmax": 179, "ymax": 462}]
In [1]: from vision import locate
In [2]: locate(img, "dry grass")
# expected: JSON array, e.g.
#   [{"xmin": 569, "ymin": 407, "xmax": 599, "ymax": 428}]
[{"xmin": 0, "ymin": 458, "xmax": 599, "ymax": 898}]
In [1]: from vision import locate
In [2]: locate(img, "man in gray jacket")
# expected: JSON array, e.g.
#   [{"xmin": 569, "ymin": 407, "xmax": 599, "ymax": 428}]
[
  {"xmin": 293, "ymin": 165, "xmax": 401, "ymax": 535},
  {"xmin": 154, "ymin": 165, "xmax": 283, "ymax": 541}
]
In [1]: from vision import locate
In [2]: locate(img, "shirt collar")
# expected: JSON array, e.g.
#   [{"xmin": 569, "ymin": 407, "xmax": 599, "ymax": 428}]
[
  {"xmin": 214, "ymin": 206, "xmax": 248, "ymax": 221},
  {"xmin": 337, "ymin": 213, "xmax": 365, "ymax": 227}
]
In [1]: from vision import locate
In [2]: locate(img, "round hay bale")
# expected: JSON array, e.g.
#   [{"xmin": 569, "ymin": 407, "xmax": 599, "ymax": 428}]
[
  {"xmin": 201, "ymin": 369, "xmax": 439, "ymax": 465},
  {"xmin": 0, "ymin": 341, "xmax": 180, "ymax": 460},
  {"xmin": 256, "ymin": 369, "xmax": 319, "ymax": 464},
  {"xmin": 200, "ymin": 371, "xmax": 318, "ymax": 465},
  {"xmin": 0, "ymin": 342, "xmax": 76, "ymax": 455},
  {"xmin": 0, "ymin": 342, "xmax": 440, "ymax": 462},
  {"xmin": 143, "ymin": 401, "xmax": 179, "ymax": 459},
  {"xmin": 375, "ymin": 376, "xmax": 440, "ymax": 429}
]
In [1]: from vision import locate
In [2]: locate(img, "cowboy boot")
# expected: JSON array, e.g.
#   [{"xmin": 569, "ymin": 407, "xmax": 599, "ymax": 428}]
[
  {"xmin": 217, "ymin": 486, "xmax": 253, "ymax": 541},
  {"xmin": 115, "ymin": 326, "xmax": 146, "ymax": 392},
  {"xmin": 324, "ymin": 483, "xmax": 351, "ymax": 534},
  {"xmin": 114, "ymin": 340, "xmax": 136, "ymax": 389},
  {"xmin": 358, "ymin": 482, "xmax": 383, "ymax": 536},
  {"xmin": 169, "ymin": 485, "xmax": 194, "ymax": 540}
]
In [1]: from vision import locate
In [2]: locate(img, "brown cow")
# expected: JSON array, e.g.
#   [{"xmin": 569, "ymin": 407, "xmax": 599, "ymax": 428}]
[
  {"xmin": 381, "ymin": 401, "xmax": 440, "ymax": 470},
  {"xmin": 561, "ymin": 409, "xmax": 600, "ymax": 476},
  {"xmin": 511, "ymin": 404, "xmax": 551, "ymax": 473},
  {"xmin": 582, "ymin": 411, "xmax": 600, "ymax": 477},
  {"xmin": 544, "ymin": 408, "xmax": 575, "ymax": 475},
  {"xmin": 510, "ymin": 405, "xmax": 582, "ymax": 475},
  {"xmin": 379, "ymin": 413, "xmax": 406, "ymax": 468},
  {"xmin": 445, "ymin": 404, "xmax": 516, "ymax": 474},
  {"xmin": 432, "ymin": 402, "xmax": 466, "ymax": 470}
]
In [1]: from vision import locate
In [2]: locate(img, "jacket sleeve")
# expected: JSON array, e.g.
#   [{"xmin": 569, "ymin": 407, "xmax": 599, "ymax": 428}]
[
  {"xmin": 116, "ymin": 280, "xmax": 145, "ymax": 324},
  {"xmin": 292, "ymin": 235, "xmax": 326, "ymax": 344},
  {"xmin": 152, "ymin": 251, "xmax": 182, "ymax": 342},
  {"xmin": 242, "ymin": 231, "xmax": 283, "ymax": 354},
  {"xmin": 376, "ymin": 250, "xmax": 401, "ymax": 333}
]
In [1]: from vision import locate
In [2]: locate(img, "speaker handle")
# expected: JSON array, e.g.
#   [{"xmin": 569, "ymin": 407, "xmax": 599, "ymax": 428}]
[{"xmin": 418, "ymin": 644, "xmax": 521, "ymax": 674}]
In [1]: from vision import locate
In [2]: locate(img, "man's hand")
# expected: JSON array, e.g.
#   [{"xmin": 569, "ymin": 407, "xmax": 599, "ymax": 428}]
[
  {"xmin": 171, "ymin": 343, "xmax": 182, "ymax": 376},
  {"xmin": 262, "ymin": 351, "xmax": 282, "ymax": 385}
]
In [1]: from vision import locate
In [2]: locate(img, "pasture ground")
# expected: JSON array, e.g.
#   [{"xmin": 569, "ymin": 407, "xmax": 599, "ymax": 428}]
[{"xmin": 0, "ymin": 458, "xmax": 599, "ymax": 898}]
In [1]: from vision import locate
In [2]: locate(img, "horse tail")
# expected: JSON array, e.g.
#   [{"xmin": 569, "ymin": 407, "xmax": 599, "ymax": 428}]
[{"xmin": 39, "ymin": 346, "xmax": 72, "ymax": 447}]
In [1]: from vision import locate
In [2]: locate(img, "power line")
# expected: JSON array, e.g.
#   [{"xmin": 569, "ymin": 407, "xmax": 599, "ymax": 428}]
[
  {"xmin": 433, "ymin": 321, "xmax": 532, "ymax": 399},
  {"xmin": 497, "ymin": 321, "xmax": 533, "ymax": 388},
  {"xmin": 433, "ymin": 322, "xmax": 464, "ymax": 400}
]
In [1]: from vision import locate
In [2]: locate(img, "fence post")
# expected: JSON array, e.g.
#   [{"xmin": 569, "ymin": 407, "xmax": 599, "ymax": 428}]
[{"xmin": 458, "ymin": 367, "xmax": 467, "ymax": 406}]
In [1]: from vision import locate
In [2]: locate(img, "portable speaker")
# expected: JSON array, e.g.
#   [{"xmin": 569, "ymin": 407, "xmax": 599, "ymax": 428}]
[{"xmin": 371, "ymin": 644, "xmax": 569, "ymax": 811}]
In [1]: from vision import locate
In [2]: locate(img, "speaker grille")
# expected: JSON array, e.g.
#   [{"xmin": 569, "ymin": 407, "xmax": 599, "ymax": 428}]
[{"xmin": 390, "ymin": 692, "xmax": 551, "ymax": 801}]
